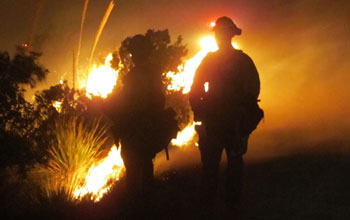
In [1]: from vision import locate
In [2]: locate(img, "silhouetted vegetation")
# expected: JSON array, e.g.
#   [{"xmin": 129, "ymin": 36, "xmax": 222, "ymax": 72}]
[
  {"xmin": 0, "ymin": 46, "xmax": 48, "ymax": 168},
  {"xmin": 0, "ymin": 29, "xmax": 190, "ymax": 217}
]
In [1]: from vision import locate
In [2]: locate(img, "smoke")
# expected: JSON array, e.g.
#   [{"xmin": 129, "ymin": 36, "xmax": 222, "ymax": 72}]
[
  {"xmin": 1, "ymin": 0, "xmax": 349, "ymax": 163},
  {"xmin": 245, "ymin": 0, "xmax": 350, "ymax": 144}
]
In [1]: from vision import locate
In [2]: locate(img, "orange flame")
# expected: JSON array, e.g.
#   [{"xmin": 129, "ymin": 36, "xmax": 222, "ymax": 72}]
[
  {"xmin": 82, "ymin": 53, "xmax": 119, "ymax": 98},
  {"xmin": 165, "ymin": 36, "xmax": 217, "ymax": 94},
  {"xmin": 74, "ymin": 144, "xmax": 124, "ymax": 202},
  {"xmin": 171, "ymin": 121, "xmax": 202, "ymax": 147}
]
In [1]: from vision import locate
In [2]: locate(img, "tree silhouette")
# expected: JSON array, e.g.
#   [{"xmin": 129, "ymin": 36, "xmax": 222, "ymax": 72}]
[{"xmin": 0, "ymin": 46, "xmax": 48, "ymax": 168}]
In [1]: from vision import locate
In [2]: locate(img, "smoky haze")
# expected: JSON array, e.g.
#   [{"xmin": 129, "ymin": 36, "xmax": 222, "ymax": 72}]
[{"xmin": 0, "ymin": 0, "xmax": 349, "ymax": 162}]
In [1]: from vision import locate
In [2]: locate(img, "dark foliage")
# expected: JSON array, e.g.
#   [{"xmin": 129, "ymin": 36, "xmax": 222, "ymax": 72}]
[
  {"xmin": 107, "ymin": 29, "xmax": 189, "ymax": 127},
  {"xmin": 31, "ymin": 82, "xmax": 92, "ymax": 163},
  {"xmin": 0, "ymin": 46, "xmax": 48, "ymax": 168},
  {"xmin": 116, "ymin": 29, "xmax": 187, "ymax": 84}
]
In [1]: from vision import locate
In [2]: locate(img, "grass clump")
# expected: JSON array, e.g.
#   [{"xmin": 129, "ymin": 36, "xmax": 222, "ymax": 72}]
[{"xmin": 30, "ymin": 116, "xmax": 109, "ymax": 202}]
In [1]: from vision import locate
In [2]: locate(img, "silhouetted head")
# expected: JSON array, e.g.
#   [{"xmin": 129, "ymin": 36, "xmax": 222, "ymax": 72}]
[
  {"xmin": 213, "ymin": 16, "xmax": 241, "ymax": 50},
  {"xmin": 128, "ymin": 34, "xmax": 153, "ymax": 66}
]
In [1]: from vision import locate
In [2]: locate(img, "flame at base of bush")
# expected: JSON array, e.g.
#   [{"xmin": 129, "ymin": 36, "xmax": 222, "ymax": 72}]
[
  {"xmin": 73, "ymin": 122, "xmax": 201, "ymax": 202},
  {"xmin": 73, "ymin": 121, "xmax": 200, "ymax": 202},
  {"xmin": 171, "ymin": 121, "xmax": 202, "ymax": 147},
  {"xmin": 74, "ymin": 144, "xmax": 125, "ymax": 202}
]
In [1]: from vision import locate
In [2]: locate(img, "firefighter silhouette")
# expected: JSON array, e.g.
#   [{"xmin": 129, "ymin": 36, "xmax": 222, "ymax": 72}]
[
  {"xmin": 189, "ymin": 16, "xmax": 263, "ymax": 208},
  {"xmin": 112, "ymin": 34, "xmax": 178, "ymax": 196}
]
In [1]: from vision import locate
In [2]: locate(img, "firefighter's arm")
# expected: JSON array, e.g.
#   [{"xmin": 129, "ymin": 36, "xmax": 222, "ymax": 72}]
[
  {"xmin": 242, "ymin": 55, "xmax": 260, "ymax": 101},
  {"xmin": 189, "ymin": 58, "xmax": 208, "ymax": 112}
]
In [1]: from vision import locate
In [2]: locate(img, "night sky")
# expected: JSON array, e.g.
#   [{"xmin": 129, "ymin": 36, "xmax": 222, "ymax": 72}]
[{"xmin": 1, "ymin": 0, "xmax": 349, "ymax": 144}]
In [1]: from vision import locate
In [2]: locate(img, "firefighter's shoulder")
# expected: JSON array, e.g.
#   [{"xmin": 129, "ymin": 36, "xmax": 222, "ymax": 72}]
[
  {"xmin": 201, "ymin": 52, "xmax": 219, "ymax": 66},
  {"xmin": 203, "ymin": 51, "xmax": 216, "ymax": 61},
  {"xmin": 196, "ymin": 52, "xmax": 216, "ymax": 74},
  {"xmin": 235, "ymin": 50, "xmax": 255, "ymax": 66}
]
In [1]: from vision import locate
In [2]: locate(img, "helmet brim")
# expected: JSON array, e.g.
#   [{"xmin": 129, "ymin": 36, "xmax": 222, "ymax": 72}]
[{"xmin": 212, "ymin": 26, "xmax": 242, "ymax": 36}]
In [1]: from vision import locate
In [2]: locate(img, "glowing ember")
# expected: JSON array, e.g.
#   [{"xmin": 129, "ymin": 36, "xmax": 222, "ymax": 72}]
[
  {"xmin": 53, "ymin": 101, "xmax": 62, "ymax": 112},
  {"xmin": 74, "ymin": 144, "xmax": 125, "ymax": 202},
  {"xmin": 204, "ymin": 82, "xmax": 209, "ymax": 93},
  {"xmin": 85, "ymin": 53, "xmax": 119, "ymax": 98},
  {"xmin": 210, "ymin": 21, "xmax": 216, "ymax": 28}
]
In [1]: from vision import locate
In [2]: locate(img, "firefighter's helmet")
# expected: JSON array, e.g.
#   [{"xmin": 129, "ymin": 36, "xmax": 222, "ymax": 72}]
[{"xmin": 213, "ymin": 16, "xmax": 241, "ymax": 36}]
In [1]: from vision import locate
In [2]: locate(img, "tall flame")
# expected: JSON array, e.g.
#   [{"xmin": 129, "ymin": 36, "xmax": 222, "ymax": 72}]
[
  {"xmin": 165, "ymin": 35, "xmax": 238, "ymax": 94},
  {"xmin": 165, "ymin": 36, "xmax": 217, "ymax": 94},
  {"xmin": 84, "ymin": 53, "xmax": 119, "ymax": 98}
]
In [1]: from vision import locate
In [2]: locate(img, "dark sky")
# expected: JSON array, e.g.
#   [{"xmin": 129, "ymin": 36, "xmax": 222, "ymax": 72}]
[{"xmin": 1, "ymin": 0, "xmax": 350, "ymax": 140}]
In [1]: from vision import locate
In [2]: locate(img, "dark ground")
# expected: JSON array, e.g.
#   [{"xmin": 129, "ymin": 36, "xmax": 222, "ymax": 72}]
[{"xmin": 2, "ymin": 139, "xmax": 350, "ymax": 220}]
